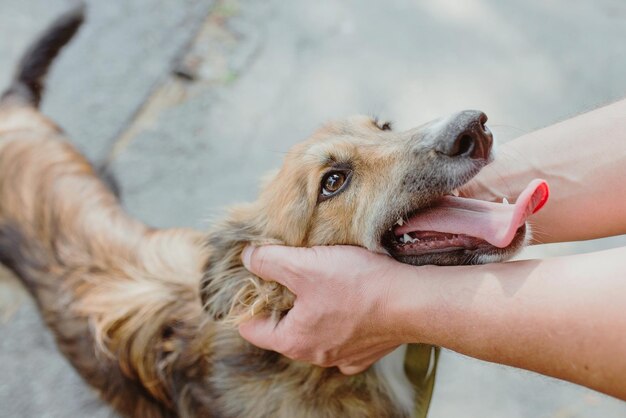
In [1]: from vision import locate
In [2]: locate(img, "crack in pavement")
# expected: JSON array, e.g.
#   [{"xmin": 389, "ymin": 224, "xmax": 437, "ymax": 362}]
[{"xmin": 105, "ymin": 0, "xmax": 268, "ymax": 165}]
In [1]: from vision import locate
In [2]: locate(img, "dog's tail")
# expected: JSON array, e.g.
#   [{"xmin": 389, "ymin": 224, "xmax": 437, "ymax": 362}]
[{"xmin": 1, "ymin": 3, "xmax": 85, "ymax": 108}]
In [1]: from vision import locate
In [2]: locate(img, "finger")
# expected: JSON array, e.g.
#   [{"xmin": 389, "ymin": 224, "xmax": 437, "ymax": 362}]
[
  {"xmin": 238, "ymin": 314, "xmax": 283, "ymax": 352},
  {"xmin": 338, "ymin": 364, "xmax": 369, "ymax": 375},
  {"xmin": 338, "ymin": 347, "xmax": 397, "ymax": 375},
  {"xmin": 331, "ymin": 340, "xmax": 399, "ymax": 363},
  {"xmin": 241, "ymin": 245, "xmax": 310, "ymax": 293}
]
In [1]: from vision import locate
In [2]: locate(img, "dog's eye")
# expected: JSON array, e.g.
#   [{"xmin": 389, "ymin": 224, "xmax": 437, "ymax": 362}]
[
  {"xmin": 323, "ymin": 173, "xmax": 345, "ymax": 194},
  {"xmin": 320, "ymin": 171, "xmax": 350, "ymax": 199}
]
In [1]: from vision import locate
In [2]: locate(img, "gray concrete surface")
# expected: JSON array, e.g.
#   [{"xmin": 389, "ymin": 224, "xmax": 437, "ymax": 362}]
[{"xmin": 1, "ymin": 0, "xmax": 626, "ymax": 416}]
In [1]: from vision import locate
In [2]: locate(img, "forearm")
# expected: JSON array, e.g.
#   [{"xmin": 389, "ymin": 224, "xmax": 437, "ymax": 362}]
[
  {"xmin": 394, "ymin": 246, "xmax": 626, "ymax": 399},
  {"xmin": 464, "ymin": 98, "xmax": 626, "ymax": 243}
]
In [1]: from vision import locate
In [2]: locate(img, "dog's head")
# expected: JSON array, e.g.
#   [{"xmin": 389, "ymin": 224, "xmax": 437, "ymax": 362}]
[{"xmin": 201, "ymin": 110, "xmax": 548, "ymax": 320}]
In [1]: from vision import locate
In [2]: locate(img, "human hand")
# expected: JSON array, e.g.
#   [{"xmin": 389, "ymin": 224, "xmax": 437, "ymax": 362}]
[{"xmin": 238, "ymin": 245, "xmax": 414, "ymax": 375}]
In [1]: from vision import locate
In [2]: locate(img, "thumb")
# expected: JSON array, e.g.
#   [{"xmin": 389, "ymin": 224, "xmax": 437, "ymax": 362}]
[
  {"xmin": 338, "ymin": 347, "xmax": 397, "ymax": 375},
  {"xmin": 241, "ymin": 245, "xmax": 311, "ymax": 293},
  {"xmin": 338, "ymin": 363, "xmax": 370, "ymax": 375},
  {"xmin": 238, "ymin": 314, "xmax": 283, "ymax": 352}
]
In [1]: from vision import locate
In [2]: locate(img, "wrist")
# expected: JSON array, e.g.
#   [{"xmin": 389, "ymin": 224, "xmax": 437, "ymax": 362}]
[
  {"xmin": 388, "ymin": 262, "xmax": 501, "ymax": 349},
  {"xmin": 386, "ymin": 263, "xmax": 449, "ymax": 346}
]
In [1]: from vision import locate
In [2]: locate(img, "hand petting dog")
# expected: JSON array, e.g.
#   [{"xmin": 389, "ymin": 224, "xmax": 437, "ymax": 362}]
[{"xmin": 240, "ymin": 245, "xmax": 409, "ymax": 375}]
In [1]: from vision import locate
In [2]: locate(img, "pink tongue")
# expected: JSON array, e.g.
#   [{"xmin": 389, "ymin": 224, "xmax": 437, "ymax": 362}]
[{"xmin": 395, "ymin": 179, "xmax": 549, "ymax": 248}]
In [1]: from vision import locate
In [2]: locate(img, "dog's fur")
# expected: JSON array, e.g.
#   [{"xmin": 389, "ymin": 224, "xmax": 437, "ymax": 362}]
[{"xmin": 0, "ymin": 7, "xmax": 528, "ymax": 418}]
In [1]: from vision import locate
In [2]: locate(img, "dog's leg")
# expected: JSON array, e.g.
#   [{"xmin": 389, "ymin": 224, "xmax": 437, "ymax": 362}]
[{"xmin": 0, "ymin": 6, "xmax": 212, "ymax": 416}]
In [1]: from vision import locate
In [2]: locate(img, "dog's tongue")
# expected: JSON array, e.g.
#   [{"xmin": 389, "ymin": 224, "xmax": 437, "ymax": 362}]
[{"xmin": 395, "ymin": 179, "xmax": 549, "ymax": 248}]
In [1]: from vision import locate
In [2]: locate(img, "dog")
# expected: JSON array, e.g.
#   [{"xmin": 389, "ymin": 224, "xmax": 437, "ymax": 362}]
[{"xmin": 0, "ymin": 6, "xmax": 549, "ymax": 418}]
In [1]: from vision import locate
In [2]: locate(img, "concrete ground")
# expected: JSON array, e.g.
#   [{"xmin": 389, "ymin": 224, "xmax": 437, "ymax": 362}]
[{"xmin": 1, "ymin": 0, "xmax": 626, "ymax": 416}]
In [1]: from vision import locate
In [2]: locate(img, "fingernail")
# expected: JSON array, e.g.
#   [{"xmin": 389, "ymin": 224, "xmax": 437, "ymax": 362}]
[{"xmin": 241, "ymin": 245, "xmax": 256, "ymax": 271}]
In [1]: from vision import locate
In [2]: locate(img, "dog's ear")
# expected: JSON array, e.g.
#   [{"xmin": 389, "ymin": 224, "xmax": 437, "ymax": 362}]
[
  {"xmin": 200, "ymin": 168, "xmax": 317, "ymax": 323},
  {"xmin": 199, "ymin": 204, "xmax": 292, "ymax": 323}
]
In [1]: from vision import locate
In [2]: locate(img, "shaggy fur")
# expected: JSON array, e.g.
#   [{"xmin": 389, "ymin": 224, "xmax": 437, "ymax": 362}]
[{"xmin": 0, "ymin": 6, "xmax": 527, "ymax": 418}]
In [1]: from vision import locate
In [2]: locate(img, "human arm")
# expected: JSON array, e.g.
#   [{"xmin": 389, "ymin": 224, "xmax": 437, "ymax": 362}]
[
  {"xmin": 393, "ymin": 246, "xmax": 626, "ymax": 401},
  {"xmin": 462, "ymin": 98, "xmax": 626, "ymax": 243},
  {"xmin": 239, "ymin": 245, "xmax": 626, "ymax": 400}
]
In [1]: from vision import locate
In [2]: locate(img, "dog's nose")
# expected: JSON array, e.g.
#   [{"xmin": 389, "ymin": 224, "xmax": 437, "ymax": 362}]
[{"xmin": 437, "ymin": 111, "xmax": 493, "ymax": 160}]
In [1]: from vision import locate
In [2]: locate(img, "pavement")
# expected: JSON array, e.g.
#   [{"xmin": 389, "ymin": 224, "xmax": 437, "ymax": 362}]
[{"xmin": 1, "ymin": 0, "xmax": 626, "ymax": 417}]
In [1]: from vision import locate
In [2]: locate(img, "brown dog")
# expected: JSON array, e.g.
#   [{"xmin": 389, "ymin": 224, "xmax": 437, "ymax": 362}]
[{"xmin": 0, "ymin": 6, "xmax": 549, "ymax": 418}]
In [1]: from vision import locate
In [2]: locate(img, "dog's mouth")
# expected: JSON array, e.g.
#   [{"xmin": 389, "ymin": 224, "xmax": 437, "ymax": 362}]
[{"xmin": 381, "ymin": 179, "xmax": 549, "ymax": 265}]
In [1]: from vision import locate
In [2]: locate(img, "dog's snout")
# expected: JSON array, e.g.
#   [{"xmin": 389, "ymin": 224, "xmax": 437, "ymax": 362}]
[{"xmin": 438, "ymin": 111, "xmax": 493, "ymax": 160}]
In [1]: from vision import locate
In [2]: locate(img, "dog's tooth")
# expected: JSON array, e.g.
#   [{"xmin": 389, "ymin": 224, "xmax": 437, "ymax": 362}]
[
  {"xmin": 502, "ymin": 197, "xmax": 509, "ymax": 205},
  {"xmin": 396, "ymin": 218, "xmax": 404, "ymax": 226},
  {"xmin": 451, "ymin": 189, "xmax": 460, "ymax": 197},
  {"xmin": 403, "ymin": 233, "xmax": 412, "ymax": 243}
]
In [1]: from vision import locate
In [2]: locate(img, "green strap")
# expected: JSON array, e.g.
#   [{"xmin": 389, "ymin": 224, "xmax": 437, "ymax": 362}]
[{"xmin": 404, "ymin": 344, "xmax": 440, "ymax": 418}]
